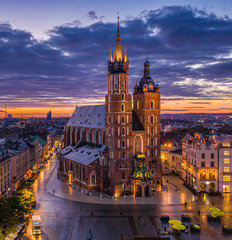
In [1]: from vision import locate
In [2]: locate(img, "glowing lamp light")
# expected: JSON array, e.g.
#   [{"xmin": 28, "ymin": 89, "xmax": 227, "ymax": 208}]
[{"xmin": 206, "ymin": 181, "xmax": 210, "ymax": 185}]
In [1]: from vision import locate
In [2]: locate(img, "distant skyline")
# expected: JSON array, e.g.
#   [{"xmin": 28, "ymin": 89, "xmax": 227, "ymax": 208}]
[{"xmin": 0, "ymin": 0, "xmax": 232, "ymax": 117}]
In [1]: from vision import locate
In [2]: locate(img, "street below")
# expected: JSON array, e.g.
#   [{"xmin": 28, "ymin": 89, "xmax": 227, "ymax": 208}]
[{"xmin": 21, "ymin": 154, "xmax": 232, "ymax": 240}]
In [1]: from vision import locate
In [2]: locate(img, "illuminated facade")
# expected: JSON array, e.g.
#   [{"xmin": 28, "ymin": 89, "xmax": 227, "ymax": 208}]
[{"xmin": 182, "ymin": 133, "xmax": 232, "ymax": 193}]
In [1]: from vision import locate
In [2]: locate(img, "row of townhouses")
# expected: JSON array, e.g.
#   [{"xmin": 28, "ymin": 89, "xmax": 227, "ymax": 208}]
[
  {"xmin": 0, "ymin": 133, "xmax": 55, "ymax": 197},
  {"xmin": 161, "ymin": 133, "xmax": 232, "ymax": 194}
]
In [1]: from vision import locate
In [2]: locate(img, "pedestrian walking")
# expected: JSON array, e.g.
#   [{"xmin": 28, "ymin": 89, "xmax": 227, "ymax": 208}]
[
  {"xmin": 138, "ymin": 216, "xmax": 141, "ymax": 225},
  {"xmin": 185, "ymin": 202, "xmax": 187, "ymax": 206},
  {"xmin": 198, "ymin": 210, "xmax": 200, "ymax": 216},
  {"xmin": 91, "ymin": 211, "xmax": 93, "ymax": 216},
  {"xmin": 212, "ymin": 201, "xmax": 214, "ymax": 206},
  {"xmin": 87, "ymin": 230, "xmax": 92, "ymax": 240}
]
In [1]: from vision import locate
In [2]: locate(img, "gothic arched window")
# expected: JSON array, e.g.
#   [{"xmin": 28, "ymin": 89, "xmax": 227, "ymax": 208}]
[
  {"xmin": 76, "ymin": 164, "xmax": 79, "ymax": 179},
  {"xmin": 122, "ymin": 127, "xmax": 125, "ymax": 136},
  {"xmin": 115, "ymin": 79, "xmax": 118, "ymax": 89},
  {"xmin": 122, "ymin": 92, "xmax": 125, "ymax": 101},
  {"xmin": 91, "ymin": 175, "xmax": 96, "ymax": 185},
  {"xmin": 137, "ymin": 101, "xmax": 140, "ymax": 109},
  {"xmin": 122, "ymin": 172, "xmax": 125, "ymax": 180},
  {"xmin": 122, "ymin": 79, "xmax": 125, "ymax": 89},
  {"xmin": 82, "ymin": 167, "xmax": 86, "ymax": 182},
  {"xmin": 121, "ymin": 115, "xmax": 125, "ymax": 123},
  {"xmin": 99, "ymin": 132, "xmax": 102, "ymax": 144},
  {"xmin": 135, "ymin": 135, "xmax": 142, "ymax": 154},
  {"xmin": 151, "ymin": 139, "xmax": 154, "ymax": 146},
  {"xmin": 151, "ymin": 101, "xmax": 154, "ymax": 109},
  {"xmin": 151, "ymin": 127, "xmax": 154, "ymax": 135},
  {"xmin": 64, "ymin": 160, "xmax": 68, "ymax": 173},
  {"xmin": 69, "ymin": 162, "xmax": 73, "ymax": 171},
  {"xmin": 121, "ymin": 104, "xmax": 125, "ymax": 112},
  {"xmin": 151, "ymin": 115, "xmax": 154, "ymax": 124},
  {"xmin": 122, "ymin": 139, "xmax": 126, "ymax": 148}
]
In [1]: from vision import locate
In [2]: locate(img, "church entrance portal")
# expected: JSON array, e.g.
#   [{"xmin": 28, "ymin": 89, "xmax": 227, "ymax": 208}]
[
  {"xmin": 145, "ymin": 185, "xmax": 150, "ymax": 197},
  {"xmin": 136, "ymin": 185, "xmax": 142, "ymax": 197}
]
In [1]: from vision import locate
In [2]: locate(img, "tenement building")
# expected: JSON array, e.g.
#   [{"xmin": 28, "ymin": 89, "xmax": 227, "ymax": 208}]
[
  {"xmin": 182, "ymin": 133, "xmax": 232, "ymax": 193},
  {"xmin": 59, "ymin": 18, "xmax": 162, "ymax": 197}
]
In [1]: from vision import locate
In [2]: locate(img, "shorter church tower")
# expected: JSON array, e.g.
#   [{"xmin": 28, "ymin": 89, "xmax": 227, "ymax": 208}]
[{"xmin": 133, "ymin": 57, "xmax": 162, "ymax": 189}]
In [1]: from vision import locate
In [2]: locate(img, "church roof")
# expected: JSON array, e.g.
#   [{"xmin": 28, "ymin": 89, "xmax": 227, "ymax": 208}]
[
  {"xmin": 66, "ymin": 105, "xmax": 105, "ymax": 129},
  {"xmin": 60, "ymin": 143, "xmax": 107, "ymax": 166}
]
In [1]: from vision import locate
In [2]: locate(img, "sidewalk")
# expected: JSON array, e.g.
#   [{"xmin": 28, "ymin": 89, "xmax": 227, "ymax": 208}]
[{"xmin": 46, "ymin": 166, "xmax": 198, "ymax": 205}]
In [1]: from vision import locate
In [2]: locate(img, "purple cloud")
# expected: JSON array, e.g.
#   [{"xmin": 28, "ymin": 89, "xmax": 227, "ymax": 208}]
[{"xmin": 0, "ymin": 6, "xmax": 231, "ymax": 108}]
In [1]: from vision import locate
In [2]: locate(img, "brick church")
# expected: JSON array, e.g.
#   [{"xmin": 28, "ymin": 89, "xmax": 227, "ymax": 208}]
[{"xmin": 59, "ymin": 18, "xmax": 162, "ymax": 197}]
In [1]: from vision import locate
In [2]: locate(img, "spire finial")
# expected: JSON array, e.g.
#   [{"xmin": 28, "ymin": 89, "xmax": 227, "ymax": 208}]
[
  {"xmin": 117, "ymin": 12, "xmax": 120, "ymax": 37},
  {"xmin": 146, "ymin": 52, "xmax": 148, "ymax": 62},
  {"xmin": 114, "ymin": 13, "xmax": 122, "ymax": 61}
]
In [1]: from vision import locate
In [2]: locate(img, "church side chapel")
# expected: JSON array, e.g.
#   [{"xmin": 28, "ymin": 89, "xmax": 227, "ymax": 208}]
[{"xmin": 59, "ymin": 17, "xmax": 162, "ymax": 197}]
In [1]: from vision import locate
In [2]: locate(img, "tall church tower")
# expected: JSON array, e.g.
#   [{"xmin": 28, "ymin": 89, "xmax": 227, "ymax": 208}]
[
  {"xmin": 133, "ymin": 57, "xmax": 162, "ymax": 188},
  {"xmin": 105, "ymin": 17, "xmax": 133, "ymax": 196}
]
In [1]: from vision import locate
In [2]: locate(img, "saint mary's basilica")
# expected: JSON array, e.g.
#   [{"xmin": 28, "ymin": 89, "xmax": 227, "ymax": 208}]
[{"xmin": 58, "ymin": 18, "xmax": 162, "ymax": 197}]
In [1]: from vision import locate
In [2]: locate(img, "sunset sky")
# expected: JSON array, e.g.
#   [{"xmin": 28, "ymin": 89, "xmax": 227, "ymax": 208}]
[{"xmin": 0, "ymin": 0, "xmax": 232, "ymax": 117}]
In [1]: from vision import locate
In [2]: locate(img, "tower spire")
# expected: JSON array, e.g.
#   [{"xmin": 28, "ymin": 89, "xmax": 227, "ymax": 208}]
[
  {"xmin": 117, "ymin": 13, "xmax": 120, "ymax": 38},
  {"xmin": 114, "ymin": 14, "xmax": 122, "ymax": 61},
  {"xmin": 108, "ymin": 15, "xmax": 129, "ymax": 73}
]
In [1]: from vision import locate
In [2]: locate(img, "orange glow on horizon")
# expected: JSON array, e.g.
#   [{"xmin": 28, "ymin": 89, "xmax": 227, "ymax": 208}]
[{"xmin": 0, "ymin": 99, "xmax": 232, "ymax": 118}]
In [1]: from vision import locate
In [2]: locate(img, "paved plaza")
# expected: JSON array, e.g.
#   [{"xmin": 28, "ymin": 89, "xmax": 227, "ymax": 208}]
[
  {"xmin": 21, "ymin": 155, "xmax": 232, "ymax": 240},
  {"xmin": 47, "ymin": 166, "xmax": 197, "ymax": 205}
]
